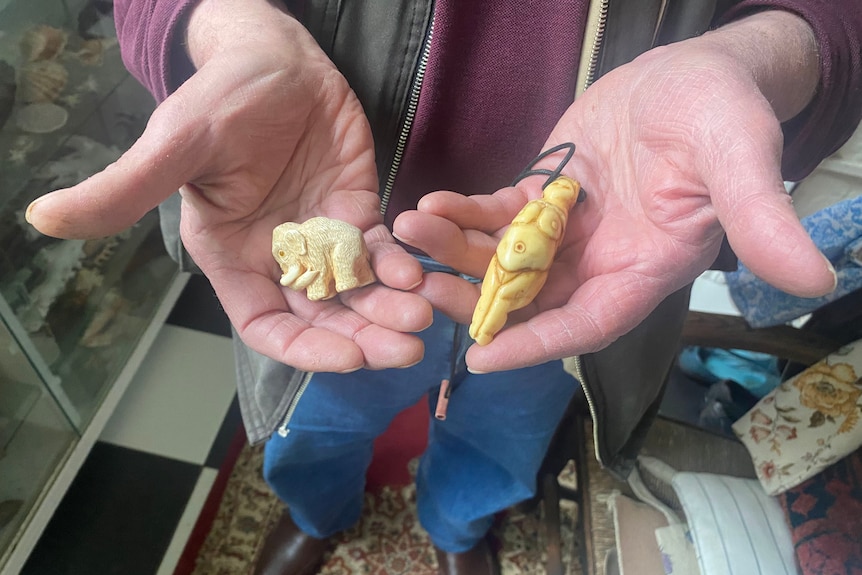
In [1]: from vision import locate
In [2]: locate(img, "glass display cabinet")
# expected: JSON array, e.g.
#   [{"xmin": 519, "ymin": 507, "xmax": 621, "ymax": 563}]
[{"xmin": 0, "ymin": 1, "xmax": 187, "ymax": 571}]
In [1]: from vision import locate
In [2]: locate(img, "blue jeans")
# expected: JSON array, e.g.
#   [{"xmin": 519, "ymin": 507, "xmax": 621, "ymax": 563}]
[{"xmin": 262, "ymin": 259, "xmax": 577, "ymax": 552}]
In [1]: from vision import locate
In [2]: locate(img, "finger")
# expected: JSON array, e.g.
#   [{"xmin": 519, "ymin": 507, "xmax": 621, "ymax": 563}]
[
  {"xmin": 364, "ymin": 224, "xmax": 426, "ymax": 290},
  {"xmin": 719, "ymin": 189, "xmax": 836, "ymax": 297},
  {"xmin": 465, "ymin": 271, "xmax": 670, "ymax": 372},
  {"xmin": 415, "ymin": 188, "xmax": 527, "ymax": 233},
  {"xmin": 409, "ymin": 272, "xmax": 481, "ymax": 324},
  {"xmin": 203, "ymin": 266, "xmax": 360, "ymax": 371},
  {"xmin": 260, "ymin": 323, "xmax": 366, "ymax": 373},
  {"xmin": 26, "ymin": 92, "xmax": 205, "ymax": 239},
  {"xmin": 212, "ymin": 268, "xmax": 424, "ymax": 372},
  {"xmin": 392, "ymin": 210, "xmax": 498, "ymax": 278},
  {"xmin": 703, "ymin": 121, "xmax": 836, "ymax": 298},
  {"xmin": 352, "ymin": 325, "xmax": 425, "ymax": 370},
  {"xmin": 340, "ymin": 285, "xmax": 433, "ymax": 333},
  {"xmin": 287, "ymin": 291, "xmax": 426, "ymax": 369}
]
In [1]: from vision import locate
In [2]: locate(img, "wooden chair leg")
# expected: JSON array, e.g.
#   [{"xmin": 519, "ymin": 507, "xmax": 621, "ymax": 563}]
[
  {"xmin": 542, "ymin": 472, "xmax": 565, "ymax": 575},
  {"xmin": 538, "ymin": 405, "xmax": 587, "ymax": 575}
]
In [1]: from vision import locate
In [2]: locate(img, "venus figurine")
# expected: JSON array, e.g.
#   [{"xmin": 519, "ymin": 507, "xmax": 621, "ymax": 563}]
[{"xmin": 469, "ymin": 176, "xmax": 582, "ymax": 345}]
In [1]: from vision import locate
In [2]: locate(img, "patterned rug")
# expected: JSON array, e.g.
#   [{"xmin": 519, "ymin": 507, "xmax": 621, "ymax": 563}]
[{"xmin": 178, "ymin": 420, "xmax": 622, "ymax": 575}]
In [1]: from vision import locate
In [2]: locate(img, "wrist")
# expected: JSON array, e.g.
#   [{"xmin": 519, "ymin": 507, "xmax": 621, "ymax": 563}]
[
  {"xmin": 697, "ymin": 11, "xmax": 819, "ymax": 122},
  {"xmin": 184, "ymin": 0, "xmax": 299, "ymax": 68}
]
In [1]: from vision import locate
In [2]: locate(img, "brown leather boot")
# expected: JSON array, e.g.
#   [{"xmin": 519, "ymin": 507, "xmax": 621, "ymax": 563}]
[
  {"xmin": 253, "ymin": 511, "xmax": 330, "ymax": 575},
  {"xmin": 434, "ymin": 537, "xmax": 501, "ymax": 575}
]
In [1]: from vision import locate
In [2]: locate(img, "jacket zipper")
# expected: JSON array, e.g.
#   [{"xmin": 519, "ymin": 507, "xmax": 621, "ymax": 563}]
[
  {"xmin": 380, "ymin": 14, "xmax": 435, "ymax": 217},
  {"xmin": 569, "ymin": 355, "xmax": 603, "ymax": 466},
  {"xmin": 570, "ymin": 0, "xmax": 609, "ymax": 466},
  {"xmin": 576, "ymin": 0, "xmax": 609, "ymax": 97},
  {"xmin": 277, "ymin": 370, "xmax": 314, "ymax": 437}
]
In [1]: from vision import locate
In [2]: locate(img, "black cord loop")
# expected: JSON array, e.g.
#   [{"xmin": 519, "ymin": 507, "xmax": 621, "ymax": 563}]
[{"xmin": 511, "ymin": 142, "xmax": 577, "ymax": 189}]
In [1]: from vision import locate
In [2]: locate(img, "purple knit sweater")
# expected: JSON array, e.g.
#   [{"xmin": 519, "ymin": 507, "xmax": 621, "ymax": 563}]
[{"xmin": 115, "ymin": 0, "xmax": 862, "ymax": 224}]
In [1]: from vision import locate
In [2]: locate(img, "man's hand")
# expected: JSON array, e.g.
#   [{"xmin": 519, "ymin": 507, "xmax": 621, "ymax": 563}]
[
  {"xmin": 394, "ymin": 11, "xmax": 835, "ymax": 372},
  {"xmin": 26, "ymin": 0, "xmax": 431, "ymax": 372}
]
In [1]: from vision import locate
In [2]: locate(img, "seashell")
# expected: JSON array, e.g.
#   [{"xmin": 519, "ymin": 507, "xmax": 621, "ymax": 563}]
[
  {"xmin": 18, "ymin": 60, "xmax": 68, "ymax": 103},
  {"xmin": 73, "ymin": 38, "xmax": 105, "ymax": 66},
  {"xmin": 19, "ymin": 25, "xmax": 68, "ymax": 62},
  {"xmin": 80, "ymin": 289, "xmax": 128, "ymax": 348},
  {"xmin": 15, "ymin": 102, "xmax": 68, "ymax": 133},
  {"xmin": 0, "ymin": 60, "xmax": 15, "ymax": 131},
  {"xmin": 83, "ymin": 237, "xmax": 119, "ymax": 267},
  {"xmin": 73, "ymin": 268, "xmax": 104, "ymax": 293}
]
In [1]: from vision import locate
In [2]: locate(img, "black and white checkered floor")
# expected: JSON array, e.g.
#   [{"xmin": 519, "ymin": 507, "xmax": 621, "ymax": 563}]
[{"xmin": 21, "ymin": 274, "xmax": 241, "ymax": 575}]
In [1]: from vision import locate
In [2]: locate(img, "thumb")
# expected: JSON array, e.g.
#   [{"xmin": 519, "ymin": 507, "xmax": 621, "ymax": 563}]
[
  {"xmin": 704, "ymin": 121, "xmax": 836, "ymax": 298},
  {"xmin": 26, "ymin": 96, "xmax": 203, "ymax": 239}
]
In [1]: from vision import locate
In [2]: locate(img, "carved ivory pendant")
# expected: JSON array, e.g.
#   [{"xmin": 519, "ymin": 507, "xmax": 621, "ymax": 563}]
[
  {"xmin": 272, "ymin": 217, "xmax": 376, "ymax": 301},
  {"xmin": 469, "ymin": 176, "xmax": 582, "ymax": 345}
]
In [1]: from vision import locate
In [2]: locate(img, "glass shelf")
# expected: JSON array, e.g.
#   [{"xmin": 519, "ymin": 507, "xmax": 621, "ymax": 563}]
[
  {"xmin": 0, "ymin": 0, "xmax": 182, "ymax": 567},
  {"xmin": 0, "ymin": 316, "xmax": 77, "ymax": 558}
]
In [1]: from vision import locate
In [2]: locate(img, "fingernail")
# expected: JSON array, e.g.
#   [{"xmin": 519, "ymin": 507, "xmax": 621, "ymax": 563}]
[
  {"xmin": 467, "ymin": 366, "xmax": 487, "ymax": 375},
  {"xmin": 823, "ymin": 255, "xmax": 838, "ymax": 292},
  {"xmin": 24, "ymin": 199, "xmax": 38, "ymax": 224},
  {"xmin": 337, "ymin": 365, "xmax": 364, "ymax": 374}
]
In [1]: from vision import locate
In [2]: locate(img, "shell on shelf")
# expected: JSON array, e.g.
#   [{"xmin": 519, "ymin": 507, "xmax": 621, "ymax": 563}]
[
  {"xmin": 17, "ymin": 60, "xmax": 68, "ymax": 104},
  {"xmin": 73, "ymin": 268, "xmax": 104, "ymax": 293},
  {"xmin": 80, "ymin": 288, "xmax": 132, "ymax": 348},
  {"xmin": 83, "ymin": 237, "xmax": 119, "ymax": 267},
  {"xmin": 19, "ymin": 25, "xmax": 68, "ymax": 62},
  {"xmin": 15, "ymin": 102, "xmax": 68, "ymax": 134},
  {"xmin": 73, "ymin": 38, "xmax": 105, "ymax": 66},
  {"xmin": 16, "ymin": 239, "xmax": 87, "ymax": 333}
]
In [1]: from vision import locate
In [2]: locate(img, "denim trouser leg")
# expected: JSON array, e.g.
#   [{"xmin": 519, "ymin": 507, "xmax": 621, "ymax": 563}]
[
  {"xmin": 262, "ymin": 310, "xmax": 459, "ymax": 539},
  {"xmin": 262, "ymin": 258, "xmax": 577, "ymax": 548},
  {"xmin": 416, "ymin": 357, "xmax": 576, "ymax": 552}
]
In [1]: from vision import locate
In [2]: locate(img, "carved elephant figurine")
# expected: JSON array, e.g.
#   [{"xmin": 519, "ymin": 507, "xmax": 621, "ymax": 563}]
[
  {"xmin": 272, "ymin": 217, "xmax": 376, "ymax": 301},
  {"xmin": 469, "ymin": 176, "xmax": 582, "ymax": 345}
]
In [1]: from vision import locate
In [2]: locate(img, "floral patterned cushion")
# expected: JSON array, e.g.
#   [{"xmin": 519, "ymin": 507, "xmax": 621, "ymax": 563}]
[{"xmin": 732, "ymin": 339, "xmax": 862, "ymax": 496}]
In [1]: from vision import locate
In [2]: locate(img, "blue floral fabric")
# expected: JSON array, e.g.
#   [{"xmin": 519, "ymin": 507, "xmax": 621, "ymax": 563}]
[{"xmin": 725, "ymin": 196, "xmax": 862, "ymax": 328}]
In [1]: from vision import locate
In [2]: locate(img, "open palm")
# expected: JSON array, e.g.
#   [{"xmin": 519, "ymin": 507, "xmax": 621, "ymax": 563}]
[
  {"xmin": 27, "ymin": 21, "xmax": 430, "ymax": 372},
  {"xmin": 394, "ymin": 39, "xmax": 834, "ymax": 372}
]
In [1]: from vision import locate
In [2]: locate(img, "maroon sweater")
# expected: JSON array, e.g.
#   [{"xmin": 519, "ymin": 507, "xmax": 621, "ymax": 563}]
[{"xmin": 115, "ymin": 0, "xmax": 862, "ymax": 226}]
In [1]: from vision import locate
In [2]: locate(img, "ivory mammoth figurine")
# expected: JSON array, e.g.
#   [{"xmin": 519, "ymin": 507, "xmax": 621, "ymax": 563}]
[
  {"xmin": 469, "ymin": 176, "xmax": 582, "ymax": 345},
  {"xmin": 272, "ymin": 217, "xmax": 376, "ymax": 301}
]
